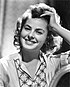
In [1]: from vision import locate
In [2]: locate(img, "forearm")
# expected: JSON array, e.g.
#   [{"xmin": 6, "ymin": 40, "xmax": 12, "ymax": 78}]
[{"xmin": 53, "ymin": 24, "xmax": 70, "ymax": 45}]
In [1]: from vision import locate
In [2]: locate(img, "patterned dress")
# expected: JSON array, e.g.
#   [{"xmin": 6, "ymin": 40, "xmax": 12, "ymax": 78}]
[{"xmin": 0, "ymin": 50, "xmax": 70, "ymax": 87}]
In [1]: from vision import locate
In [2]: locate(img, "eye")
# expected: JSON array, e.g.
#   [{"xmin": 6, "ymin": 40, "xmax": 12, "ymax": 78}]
[
  {"xmin": 36, "ymin": 29, "xmax": 44, "ymax": 35},
  {"xmin": 25, "ymin": 27, "xmax": 31, "ymax": 31},
  {"xmin": 24, "ymin": 27, "xmax": 31, "ymax": 31},
  {"xmin": 24, "ymin": 25, "xmax": 31, "ymax": 31},
  {"xmin": 36, "ymin": 31, "xmax": 43, "ymax": 34}
]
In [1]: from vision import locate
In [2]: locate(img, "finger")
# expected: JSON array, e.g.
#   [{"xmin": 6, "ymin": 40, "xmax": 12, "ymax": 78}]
[
  {"xmin": 38, "ymin": 3, "xmax": 51, "ymax": 9},
  {"xmin": 38, "ymin": 3, "xmax": 56, "ymax": 13},
  {"xmin": 50, "ymin": 7, "xmax": 56, "ymax": 13},
  {"xmin": 40, "ymin": 11, "xmax": 54, "ymax": 17}
]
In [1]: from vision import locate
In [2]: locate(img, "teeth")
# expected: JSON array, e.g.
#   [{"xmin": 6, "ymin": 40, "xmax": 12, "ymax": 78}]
[
  {"xmin": 24, "ymin": 38, "xmax": 37, "ymax": 43},
  {"xmin": 24, "ymin": 36, "xmax": 38, "ymax": 43},
  {"xmin": 31, "ymin": 41, "xmax": 36, "ymax": 43},
  {"xmin": 28, "ymin": 40, "xmax": 36, "ymax": 43}
]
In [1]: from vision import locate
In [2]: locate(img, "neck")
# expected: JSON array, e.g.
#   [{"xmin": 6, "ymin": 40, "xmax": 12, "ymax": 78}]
[{"xmin": 21, "ymin": 48, "xmax": 40, "ymax": 62}]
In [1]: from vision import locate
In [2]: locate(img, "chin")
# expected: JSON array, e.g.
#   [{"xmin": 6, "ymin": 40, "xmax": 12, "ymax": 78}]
[
  {"xmin": 22, "ymin": 41, "xmax": 39, "ymax": 50},
  {"xmin": 21, "ymin": 38, "xmax": 40, "ymax": 50},
  {"xmin": 23, "ymin": 43, "xmax": 39, "ymax": 50}
]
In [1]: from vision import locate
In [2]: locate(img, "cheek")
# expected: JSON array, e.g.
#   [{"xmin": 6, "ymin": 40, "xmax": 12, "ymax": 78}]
[
  {"xmin": 37, "ymin": 34, "xmax": 47, "ymax": 44},
  {"xmin": 21, "ymin": 29, "xmax": 28, "ymax": 37}
]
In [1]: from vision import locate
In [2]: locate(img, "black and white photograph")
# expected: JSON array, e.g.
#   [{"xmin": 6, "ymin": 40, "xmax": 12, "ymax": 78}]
[{"xmin": 0, "ymin": 0, "xmax": 70, "ymax": 87}]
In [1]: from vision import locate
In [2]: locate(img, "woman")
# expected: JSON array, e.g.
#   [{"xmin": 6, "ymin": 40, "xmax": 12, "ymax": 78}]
[{"xmin": 0, "ymin": 3, "xmax": 70, "ymax": 87}]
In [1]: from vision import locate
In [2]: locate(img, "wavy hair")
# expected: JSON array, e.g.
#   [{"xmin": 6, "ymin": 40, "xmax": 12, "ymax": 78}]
[{"xmin": 13, "ymin": 3, "xmax": 63, "ymax": 54}]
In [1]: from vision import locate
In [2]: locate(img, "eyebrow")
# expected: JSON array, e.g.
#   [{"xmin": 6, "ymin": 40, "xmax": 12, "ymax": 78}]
[
  {"xmin": 24, "ymin": 24, "xmax": 45, "ymax": 32},
  {"xmin": 24, "ymin": 24, "xmax": 31, "ymax": 29},
  {"xmin": 36, "ymin": 28, "xmax": 45, "ymax": 32}
]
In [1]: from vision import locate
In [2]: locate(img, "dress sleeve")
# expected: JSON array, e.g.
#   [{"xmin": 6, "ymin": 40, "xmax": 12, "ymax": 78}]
[
  {"xmin": 0, "ymin": 62, "xmax": 9, "ymax": 87},
  {"xmin": 0, "ymin": 62, "xmax": 5, "ymax": 87},
  {"xmin": 0, "ymin": 79, "xmax": 4, "ymax": 87},
  {"xmin": 60, "ymin": 50, "xmax": 70, "ymax": 66},
  {"xmin": 48, "ymin": 50, "xmax": 70, "ymax": 73}
]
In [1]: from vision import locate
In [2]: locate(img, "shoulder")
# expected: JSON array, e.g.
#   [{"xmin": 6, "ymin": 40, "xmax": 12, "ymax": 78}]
[
  {"xmin": 60, "ymin": 50, "xmax": 70, "ymax": 56},
  {"xmin": 40, "ymin": 52, "xmax": 60, "ymax": 69},
  {"xmin": 0, "ymin": 52, "xmax": 21, "ymax": 68},
  {"xmin": 0, "ymin": 52, "xmax": 20, "ymax": 62},
  {"xmin": 48, "ymin": 50, "xmax": 70, "ymax": 66},
  {"xmin": 42, "ymin": 50, "xmax": 70, "ymax": 67},
  {"xmin": 45, "ymin": 50, "xmax": 70, "ymax": 59},
  {"xmin": 0, "ymin": 52, "xmax": 21, "ymax": 77}
]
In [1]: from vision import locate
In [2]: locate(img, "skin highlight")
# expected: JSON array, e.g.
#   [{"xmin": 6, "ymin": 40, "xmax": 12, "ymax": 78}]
[{"xmin": 20, "ymin": 18, "xmax": 48, "ymax": 62}]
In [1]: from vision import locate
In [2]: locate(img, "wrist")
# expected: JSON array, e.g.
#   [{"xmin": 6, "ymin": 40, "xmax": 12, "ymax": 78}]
[{"xmin": 51, "ymin": 23, "xmax": 61, "ymax": 32}]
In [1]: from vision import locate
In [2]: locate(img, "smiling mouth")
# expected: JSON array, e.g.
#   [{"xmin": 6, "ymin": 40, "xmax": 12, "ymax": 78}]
[
  {"xmin": 25, "ymin": 39, "xmax": 37, "ymax": 44},
  {"xmin": 25, "ymin": 41, "xmax": 34, "ymax": 45},
  {"xmin": 24, "ymin": 37, "xmax": 38, "ymax": 44},
  {"xmin": 21, "ymin": 36, "xmax": 38, "ymax": 45}
]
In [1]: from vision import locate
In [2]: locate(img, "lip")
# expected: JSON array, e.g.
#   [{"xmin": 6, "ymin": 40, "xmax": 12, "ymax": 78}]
[
  {"xmin": 22, "ymin": 36, "xmax": 38, "ymax": 44},
  {"xmin": 25, "ymin": 40, "xmax": 35, "ymax": 45},
  {"xmin": 25, "ymin": 38, "xmax": 38, "ymax": 43}
]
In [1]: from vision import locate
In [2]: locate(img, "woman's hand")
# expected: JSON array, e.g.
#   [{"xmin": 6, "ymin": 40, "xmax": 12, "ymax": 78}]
[{"xmin": 39, "ymin": 3, "xmax": 61, "ymax": 31}]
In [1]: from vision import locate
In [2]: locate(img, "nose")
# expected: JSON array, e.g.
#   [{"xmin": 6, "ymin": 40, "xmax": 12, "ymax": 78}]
[
  {"xmin": 28, "ymin": 35, "xmax": 34, "ymax": 41},
  {"xmin": 28, "ymin": 31, "xmax": 35, "ymax": 39}
]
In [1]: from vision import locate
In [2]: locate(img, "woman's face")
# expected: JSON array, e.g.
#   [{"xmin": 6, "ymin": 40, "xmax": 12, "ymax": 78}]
[{"xmin": 20, "ymin": 18, "xmax": 48, "ymax": 51}]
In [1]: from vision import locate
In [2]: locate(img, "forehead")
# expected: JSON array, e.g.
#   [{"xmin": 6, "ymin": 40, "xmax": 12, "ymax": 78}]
[{"xmin": 25, "ymin": 18, "xmax": 48, "ymax": 29}]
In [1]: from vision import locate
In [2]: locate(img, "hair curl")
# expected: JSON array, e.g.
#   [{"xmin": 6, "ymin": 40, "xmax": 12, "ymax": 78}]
[{"xmin": 13, "ymin": 3, "xmax": 63, "ymax": 54}]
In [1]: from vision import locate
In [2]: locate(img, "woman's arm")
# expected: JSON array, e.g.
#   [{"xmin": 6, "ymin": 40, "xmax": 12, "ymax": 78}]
[
  {"xmin": 40, "ymin": 3, "xmax": 70, "ymax": 66},
  {"xmin": 40, "ymin": 3, "xmax": 70, "ymax": 45},
  {"xmin": 48, "ymin": 8, "xmax": 70, "ymax": 45},
  {"xmin": 49, "ymin": 8, "xmax": 70, "ymax": 65},
  {"xmin": 51, "ymin": 22, "xmax": 70, "ymax": 45}
]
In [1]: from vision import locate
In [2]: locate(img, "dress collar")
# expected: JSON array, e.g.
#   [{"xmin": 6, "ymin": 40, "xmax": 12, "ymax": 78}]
[{"xmin": 13, "ymin": 51, "xmax": 47, "ymax": 75}]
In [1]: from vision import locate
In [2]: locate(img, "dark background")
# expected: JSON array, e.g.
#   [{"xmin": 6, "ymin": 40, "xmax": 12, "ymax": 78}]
[
  {"xmin": 46, "ymin": 0, "xmax": 70, "ymax": 87},
  {"xmin": 46, "ymin": 0, "xmax": 70, "ymax": 53},
  {"xmin": 57, "ymin": 72, "xmax": 70, "ymax": 87}
]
